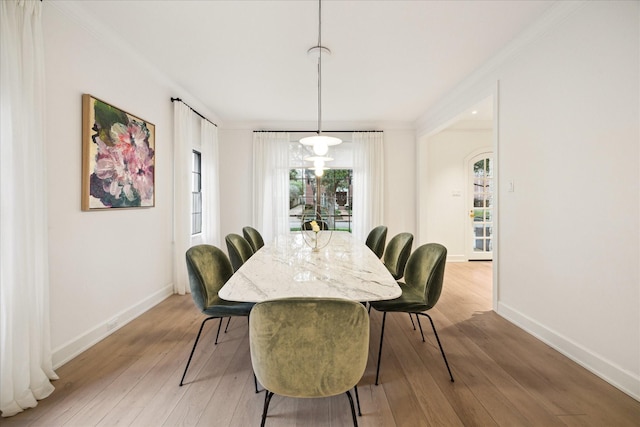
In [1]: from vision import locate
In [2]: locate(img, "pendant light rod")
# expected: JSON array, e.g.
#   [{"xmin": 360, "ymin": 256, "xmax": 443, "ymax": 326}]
[
  {"xmin": 300, "ymin": 0, "xmax": 343, "ymax": 160},
  {"xmin": 317, "ymin": 0, "xmax": 323, "ymax": 135}
]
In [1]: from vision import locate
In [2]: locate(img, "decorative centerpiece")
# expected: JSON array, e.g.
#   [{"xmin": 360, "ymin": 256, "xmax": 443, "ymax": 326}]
[{"xmin": 301, "ymin": 219, "xmax": 332, "ymax": 252}]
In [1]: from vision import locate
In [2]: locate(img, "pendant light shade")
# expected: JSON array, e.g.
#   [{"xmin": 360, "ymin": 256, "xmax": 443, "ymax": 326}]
[{"xmin": 300, "ymin": 134, "xmax": 342, "ymax": 155}]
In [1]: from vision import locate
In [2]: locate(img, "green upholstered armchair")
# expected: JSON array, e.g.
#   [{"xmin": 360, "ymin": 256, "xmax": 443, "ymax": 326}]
[
  {"xmin": 181, "ymin": 244, "xmax": 254, "ymax": 386},
  {"xmin": 365, "ymin": 225, "xmax": 387, "ymax": 258},
  {"xmin": 242, "ymin": 226, "xmax": 265, "ymax": 253},
  {"xmin": 370, "ymin": 243, "xmax": 454, "ymax": 385},
  {"xmin": 225, "ymin": 233, "xmax": 254, "ymax": 273},
  {"xmin": 249, "ymin": 298, "xmax": 369, "ymax": 426}
]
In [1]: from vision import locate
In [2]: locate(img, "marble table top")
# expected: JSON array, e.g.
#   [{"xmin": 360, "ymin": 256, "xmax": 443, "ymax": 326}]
[{"xmin": 218, "ymin": 231, "xmax": 401, "ymax": 303}]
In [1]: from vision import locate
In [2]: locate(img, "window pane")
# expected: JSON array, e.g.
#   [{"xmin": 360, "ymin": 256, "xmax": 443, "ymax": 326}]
[
  {"xmin": 485, "ymin": 226, "xmax": 493, "ymax": 237},
  {"xmin": 191, "ymin": 150, "xmax": 202, "ymax": 235},
  {"xmin": 485, "ymin": 209, "xmax": 492, "ymax": 221},
  {"xmin": 192, "ymin": 213, "xmax": 202, "ymax": 234}
]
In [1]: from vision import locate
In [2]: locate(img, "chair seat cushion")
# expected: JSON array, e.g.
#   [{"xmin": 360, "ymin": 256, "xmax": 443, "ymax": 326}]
[
  {"xmin": 203, "ymin": 296, "xmax": 254, "ymax": 317},
  {"xmin": 369, "ymin": 283, "xmax": 431, "ymax": 313}
]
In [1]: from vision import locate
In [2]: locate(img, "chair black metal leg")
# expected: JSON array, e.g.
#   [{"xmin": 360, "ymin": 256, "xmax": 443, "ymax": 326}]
[
  {"xmin": 261, "ymin": 391, "xmax": 274, "ymax": 427},
  {"xmin": 408, "ymin": 313, "xmax": 416, "ymax": 330},
  {"xmin": 214, "ymin": 317, "xmax": 223, "ymax": 345},
  {"xmin": 224, "ymin": 317, "xmax": 231, "ymax": 333},
  {"xmin": 418, "ymin": 313, "xmax": 454, "ymax": 382},
  {"xmin": 415, "ymin": 313, "xmax": 425, "ymax": 342},
  {"xmin": 345, "ymin": 390, "xmax": 359, "ymax": 427},
  {"xmin": 180, "ymin": 316, "xmax": 218, "ymax": 386},
  {"xmin": 375, "ymin": 312, "xmax": 387, "ymax": 385},
  {"xmin": 354, "ymin": 385, "xmax": 362, "ymax": 416},
  {"xmin": 254, "ymin": 372, "xmax": 261, "ymax": 393}
]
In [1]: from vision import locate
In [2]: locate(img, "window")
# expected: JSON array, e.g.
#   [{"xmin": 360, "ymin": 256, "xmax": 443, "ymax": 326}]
[
  {"xmin": 289, "ymin": 168, "xmax": 353, "ymax": 231},
  {"xmin": 288, "ymin": 137, "xmax": 353, "ymax": 232},
  {"xmin": 192, "ymin": 150, "xmax": 202, "ymax": 235}
]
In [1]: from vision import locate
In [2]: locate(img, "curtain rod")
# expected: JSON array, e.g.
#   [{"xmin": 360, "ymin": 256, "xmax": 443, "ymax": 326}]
[
  {"xmin": 170, "ymin": 97, "xmax": 217, "ymax": 127},
  {"xmin": 253, "ymin": 130, "xmax": 383, "ymax": 133}
]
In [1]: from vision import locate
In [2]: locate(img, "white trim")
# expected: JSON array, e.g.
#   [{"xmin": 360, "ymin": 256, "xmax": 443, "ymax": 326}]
[
  {"xmin": 492, "ymin": 82, "xmax": 500, "ymax": 312},
  {"xmin": 414, "ymin": 1, "xmax": 585, "ymax": 136},
  {"xmin": 498, "ymin": 302, "xmax": 640, "ymax": 401},
  {"xmin": 51, "ymin": 284, "xmax": 174, "ymax": 369}
]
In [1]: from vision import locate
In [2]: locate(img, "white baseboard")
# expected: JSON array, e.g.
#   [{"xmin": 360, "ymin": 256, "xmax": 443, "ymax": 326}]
[
  {"xmin": 447, "ymin": 254, "xmax": 467, "ymax": 262},
  {"xmin": 52, "ymin": 284, "xmax": 174, "ymax": 369},
  {"xmin": 497, "ymin": 301, "xmax": 640, "ymax": 401}
]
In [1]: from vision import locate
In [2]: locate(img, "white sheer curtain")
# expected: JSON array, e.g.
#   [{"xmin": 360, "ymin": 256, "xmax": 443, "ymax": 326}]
[
  {"xmin": 200, "ymin": 120, "xmax": 220, "ymax": 246},
  {"xmin": 252, "ymin": 132, "xmax": 290, "ymax": 242},
  {"xmin": 173, "ymin": 102, "xmax": 195, "ymax": 295},
  {"xmin": 352, "ymin": 132, "xmax": 384, "ymax": 241},
  {"xmin": 0, "ymin": 0, "xmax": 58, "ymax": 417}
]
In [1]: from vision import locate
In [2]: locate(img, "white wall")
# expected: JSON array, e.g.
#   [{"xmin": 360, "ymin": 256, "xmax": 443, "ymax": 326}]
[
  {"xmin": 42, "ymin": 3, "xmax": 208, "ymax": 366},
  {"xmin": 416, "ymin": 1, "xmax": 639, "ymax": 399},
  {"xmin": 424, "ymin": 129, "xmax": 492, "ymax": 260}
]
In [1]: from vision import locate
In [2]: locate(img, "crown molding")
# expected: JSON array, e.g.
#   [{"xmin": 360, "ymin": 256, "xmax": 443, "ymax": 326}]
[
  {"xmin": 414, "ymin": 0, "xmax": 587, "ymax": 136},
  {"xmin": 219, "ymin": 120, "xmax": 416, "ymax": 132},
  {"xmin": 45, "ymin": 0, "xmax": 224, "ymax": 127}
]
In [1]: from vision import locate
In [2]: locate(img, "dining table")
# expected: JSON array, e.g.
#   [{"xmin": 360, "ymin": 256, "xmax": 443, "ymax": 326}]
[{"xmin": 218, "ymin": 231, "xmax": 401, "ymax": 303}]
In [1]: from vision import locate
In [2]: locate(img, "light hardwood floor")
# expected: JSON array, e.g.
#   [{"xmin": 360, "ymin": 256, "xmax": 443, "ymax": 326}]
[{"xmin": 4, "ymin": 261, "xmax": 639, "ymax": 426}]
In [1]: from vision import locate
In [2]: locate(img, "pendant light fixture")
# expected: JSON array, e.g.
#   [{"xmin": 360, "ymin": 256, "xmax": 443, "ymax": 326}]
[{"xmin": 301, "ymin": 0, "xmax": 342, "ymax": 176}]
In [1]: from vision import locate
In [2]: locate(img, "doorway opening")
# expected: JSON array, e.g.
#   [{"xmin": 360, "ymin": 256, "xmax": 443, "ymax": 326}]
[{"xmin": 418, "ymin": 92, "xmax": 497, "ymax": 308}]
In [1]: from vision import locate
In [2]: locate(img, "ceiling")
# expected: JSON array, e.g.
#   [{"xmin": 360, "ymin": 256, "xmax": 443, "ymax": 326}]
[{"xmin": 68, "ymin": 0, "xmax": 556, "ymax": 127}]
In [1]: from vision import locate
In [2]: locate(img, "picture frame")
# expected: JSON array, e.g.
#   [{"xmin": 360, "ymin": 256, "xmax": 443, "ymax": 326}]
[{"xmin": 82, "ymin": 94, "xmax": 155, "ymax": 210}]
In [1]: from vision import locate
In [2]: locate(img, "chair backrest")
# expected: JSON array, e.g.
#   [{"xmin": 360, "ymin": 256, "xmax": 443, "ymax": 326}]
[
  {"xmin": 403, "ymin": 243, "xmax": 447, "ymax": 308},
  {"xmin": 185, "ymin": 244, "xmax": 234, "ymax": 312},
  {"xmin": 242, "ymin": 226, "xmax": 265, "ymax": 253},
  {"xmin": 225, "ymin": 233, "xmax": 254, "ymax": 272},
  {"xmin": 302, "ymin": 220, "xmax": 329, "ymax": 230},
  {"xmin": 249, "ymin": 298, "xmax": 369, "ymax": 398},
  {"xmin": 365, "ymin": 225, "xmax": 388, "ymax": 258},
  {"xmin": 383, "ymin": 232, "xmax": 414, "ymax": 280}
]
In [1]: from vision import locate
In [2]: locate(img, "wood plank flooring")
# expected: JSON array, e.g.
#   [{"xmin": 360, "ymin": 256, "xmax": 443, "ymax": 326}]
[{"xmin": 3, "ymin": 261, "xmax": 639, "ymax": 426}]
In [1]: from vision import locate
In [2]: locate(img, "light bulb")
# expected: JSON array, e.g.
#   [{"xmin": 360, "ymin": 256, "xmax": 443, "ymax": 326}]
[
  {"xmin": 313, "ymin": 140, "xmax": 329, "ymax": 156},
  {"xmin": 315, "ymin": 168, "xmax": 324, "ymax": 177},
  {"xmin": 313, "ymin": 159, "xmax": 325, "ymax": 170}
]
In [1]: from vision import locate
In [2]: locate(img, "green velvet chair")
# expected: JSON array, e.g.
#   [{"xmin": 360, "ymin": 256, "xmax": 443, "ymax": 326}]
[
  {"xmin": 365, "ymin": 225, "xmax": 387, "ymax": 258},
  {"xmin": 225, "ymin": 233, "xmax": 254, "ymax": 273},
  {"xmin": 180, "ymin": 244, "xmax": 254, "ymax": 386},
  {"xmin": 242, "ymin": 226, "xmax": 265, "ymax": 253},
  {"xmin": 370, "ymin": 243, "xmax": 454, "ymax": 385},
  {"xmin": 383, "ymin": 232, "xmax": 414, "ymax": 280},
  {"xmin": 382, "ymin": 232, "xmax": 418, "ymax": 327},
  {"xmin": 249, "ymin": 298, "xmax": 369, "ymax": 427}
]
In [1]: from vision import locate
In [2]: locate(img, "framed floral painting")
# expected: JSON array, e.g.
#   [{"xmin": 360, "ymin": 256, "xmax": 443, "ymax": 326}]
[{"xmin": 82, "ymin": 94, "xmax": 155, "ymax": 210}]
